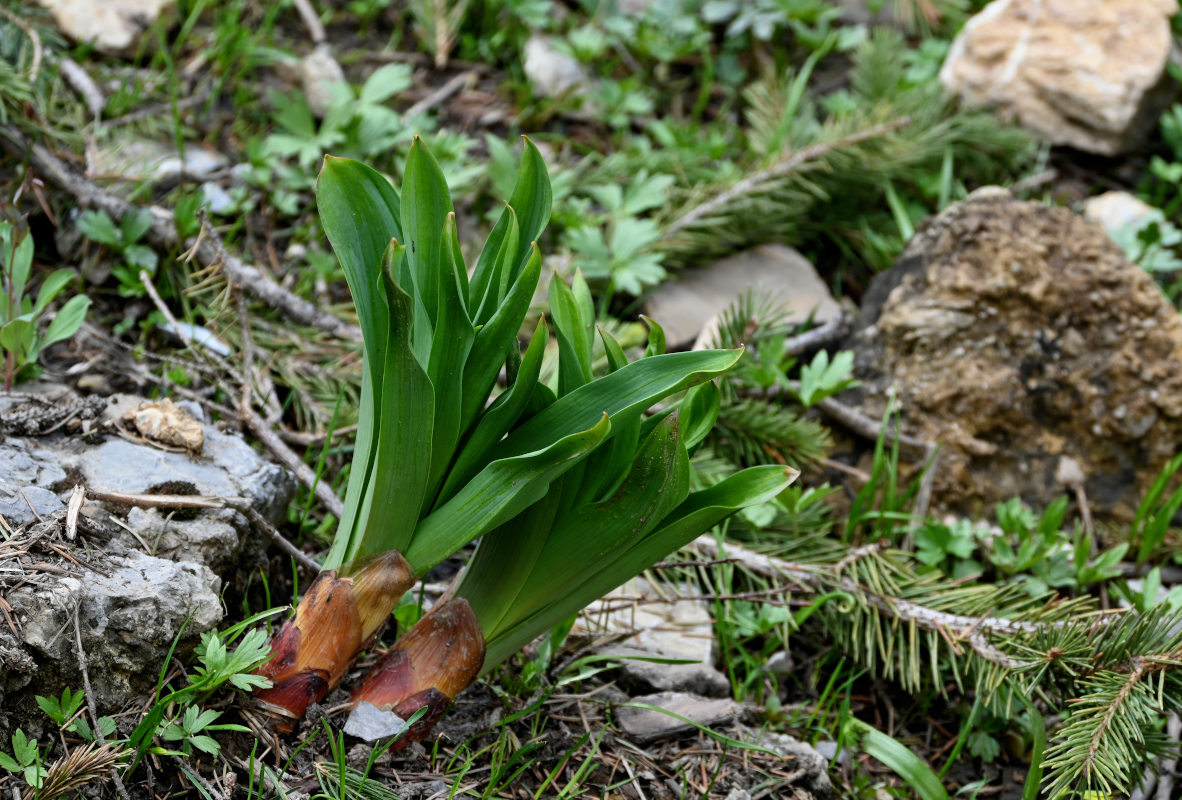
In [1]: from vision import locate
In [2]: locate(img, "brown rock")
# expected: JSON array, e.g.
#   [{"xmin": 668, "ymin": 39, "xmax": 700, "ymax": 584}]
[
  {"xmin": 844, "ymin": 188, "xmax": 1182, "ymax": 521},
  {"xmin": 940, "ymin": 0, "xmax": 1177, "ymax": 155}
]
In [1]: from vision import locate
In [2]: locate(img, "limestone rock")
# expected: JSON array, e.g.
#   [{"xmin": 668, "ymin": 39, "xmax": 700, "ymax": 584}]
[
  {"xmin": 301, "ymin": 44, "xmax": 348, "ymax": 118},
  {"xmin": 583, "ymin": 578, "xmax": 730, "ymax": 697},
  {"xmin": 843, "ymin": 188, "xmax": 1182, "ymax": 520},
  {"xmin": 0, "ymin": 441, "xmax": 66, "ymax": 526},
  {"xmin": 940, "ymin": 0, "xmax": 1177, "ymax": 155},
  {"xmin": 37, "ymin": 0, "xmax": 176, "ymax": 55},
  {"xmin": 615, "ymin": 692, "xmax": 741, "ymax": 742},
  {"xmin": 94, "ymin": 137, "xmax": 228, "ymax": 185},
  {"xmin": 644, "ymin": 244, "xmax": 842, "ymax": 349},
  {"xmin": 14, "ymin": 549, "xmax": 221, "ymax": 708},
  {"xmin": 523, "ymin": 36, "xmax": 588, "ymax": 99}
]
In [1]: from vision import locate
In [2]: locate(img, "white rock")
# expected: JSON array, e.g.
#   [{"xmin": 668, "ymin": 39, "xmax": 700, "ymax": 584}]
[
  {"xmin": 37, "ymin": 0, "xmax": 176, "ymax": 55},
  {"xmin": 940, "ymin": 0, "xmax": 1177, "ymax": 155},
  {"xmin": 615, "ymin": 692, "xmax": 740, "ymax": 742},
  {"xmin": 523, "ymin": 36, "xmax": 589, "ymax": 99},
  {"xmin": 344, "ymin": 702, "xmax": 407, "ymax": 742},
  {"xmin": 301, "ymin": 44, "xmax": 348, "ymax": 118},
  {"xmin": 95, "ymin": 138, "xmax": 228, "ymax": 184},
  {"xmin": 644, "ymin": 244, "xmax": 842, "ymax": 349},
  {"xmin": 1083, "ymin": 191, "xmax": 1159, "ymax": 237}
]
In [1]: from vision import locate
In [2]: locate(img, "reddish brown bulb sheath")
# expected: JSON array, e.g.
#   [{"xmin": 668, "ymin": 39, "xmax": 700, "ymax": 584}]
[
  {"xmin": 350, "ymin": 597, "xmax": 485, "ymax": 747},
  {"xmin": 253, "ymin": 550, "xmax": 415, "ymax": 731}
]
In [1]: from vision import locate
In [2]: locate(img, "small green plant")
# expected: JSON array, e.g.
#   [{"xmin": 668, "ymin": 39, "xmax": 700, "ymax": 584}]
[
  {"xmin": 36, "ymin": 688, "xmax": 115, "ymax": 742},
  {"xmin": 159, "ymin": 706, "xmax": 240, "ymax": 758},
  {"xmin": 789, "ymin": 349, "xmax": 859, "ymax": 407},
  {"xmin": 0, "ymin": 730, "xmax": 44, "ymax": 790},
  {"xmin": 0, "ymin": 221, "xmax": 90, "ymax": 389},
  {"xmin": 76, "ymin": 208, "xmax": 158, "ymax": 297}
]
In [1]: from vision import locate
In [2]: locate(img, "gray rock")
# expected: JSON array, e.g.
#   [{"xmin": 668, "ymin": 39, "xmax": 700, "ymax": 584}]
[
  {"xmin": 523, "ymin": 36, "xmax": 589, "ymax": 99},
  {"xmin": 644, "ymin": 244, "xmax": 842, "ymax": 349},
  {"xmin": 587, "ymin": 578, "xmax": 730, "ymax": 697},
  {"xmin": 739, "ymin": 726, "xmax": 833, "ymax": 797},
  {"xmin": 125, "ymin": 507, "xmax": 241, "ymax": 575},
  {"xmin": 200, "ymin": 182, "xmax": 236, "ymax": 215},
  {"xmin": 940, "ymin": 0, "xmax": 1177, "ymax": 155},
  {"xmin": 94, "ymin": 138, "xmax": 228, "ymax": 185},
  {"xmin": 615, "ymin": 692, "xmax": 740, "ymax": 742},
  {"xmin": 14, "ymin": 549, "xmax": 221, "ymax": 708},
  {"xmin": 36, "ymin": 0, "xmax": 177, "ymax": 55},
  {"xmin": 344, "ymin": 702, "xmax": 407, "ymax": 742},
  {"xmin": 0, "ymin": 440, "xmax": 67, "ymax": 526}
]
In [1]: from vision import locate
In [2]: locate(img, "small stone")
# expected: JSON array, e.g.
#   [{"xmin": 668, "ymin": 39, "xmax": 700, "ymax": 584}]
[
  {"xmin": 1083, "ymin": 191, "xmax": 1159, "ymax": 236},
  {"xmin": 94, "ymin": 138, "xmax": 228, "ymax": 185},
  {"xmin": 125, "ymin": 398, "xmax": 204, "ymax": 454},
  {"xmin": 200, "ymin": 182, "xmax": 235, "ymax": 215},
  {"xmin": 0, "ymin": 441, "xmax": 67, "ymax": 527},
  {"xmin": 614, "ymin": 692, "xmax": 740, "ymax": 742},
  {"xmin": 523, "ymin": 36, "xmax": 589, "ymax": 99},
  {"xmin": 37, "ymin": 0, "xmax": 176, "ymax": 55},
  {"xmin": 344, "ymin": 702, "xmax": 407, "ymax": 742},
  {"xmin": 644, "ymin": 244, "xmax": 842, "ymax": 349},
  {"xmin": 940, "ymin": 0, "xmax": 1177, "ymax": 155},
  {"xmin": 1055, "ymin": 456, "xmax": 1085, "ymax": 488},
  {"xmin": 301, "ymin": 44, "xmax": 348, "ymax": 118}
]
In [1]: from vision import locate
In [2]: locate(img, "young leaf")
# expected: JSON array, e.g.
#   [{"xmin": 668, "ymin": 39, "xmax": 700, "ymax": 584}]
[
  {"xmin": 42, "ymin": 295, "xmax": 91, "ymax": 348},
  {"xmin": 401, "ymin": 137, "xmax": 454, "ymax": 329}
]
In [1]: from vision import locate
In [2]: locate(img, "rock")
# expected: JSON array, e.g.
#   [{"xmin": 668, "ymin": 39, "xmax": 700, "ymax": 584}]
[
  {"xmin": 843, "ymin": 188, "xmax": 1182, "ymax": 521},
  {"xmin": 644, "ymin": 244, "xmax": 842, "ymax": 349},
  {"xmin": 1083, "ymin": 191, "xmax": 1159, "ymax": 237},
  {"xmin": 615, "ymin": 692, "xmax": 741, "ymax": 742},
  {"xmin": 523, "ymin": 36, "xmax": 589, "ymax": 99},
  {"xmin": 740, "ymin": 727, "xmax": 833, "ymax": 797},
  {"xmin": 13, "ymin": 549, "xmax": 221, "ymax": 708},
  {"xmin": 939, "ymin": 0, "xmax": 1177, "ymax": 155},
  {"xmin": 0, "ymin": 440, "xmax": 67, "ymax": 526},
  {"xmin": 301, "ymin": 44, "xmax": 347, "ymax": 118},
  {"xmin": 94, "ymin": 137, "xmax": 228, "ymax": 185},
  {"xmin": 37, "ymin": 0, "xmax": 176, "ymax": 55},
  {"xmin": 584, "ymin": 578, "xmax": 730, "ymax": 697},
  {"xmin": 200, "ymin": 182, "xmax": 236, "ymax": 216},
  {"xmin": 344, "ymin": 701, "xmax": 407, "ymax": 742}
]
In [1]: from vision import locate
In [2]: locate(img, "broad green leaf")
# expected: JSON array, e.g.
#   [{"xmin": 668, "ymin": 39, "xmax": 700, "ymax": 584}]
[
  {"xmin": 441, "ymin": 317, "xmax": 548, "ymax": 504},
  {"xmin": 425, "ymin": 215, "xmax": 475, "ymax": 498},
  {"xmin": 42, "ymin": 295, "xmax": 91, "ymax": 348},
  {"xmin": 9, "ymin": 232, "xmax": 32, "ymax": 309},
  {"xmin": 851, "ymin": 719, "xmax": 950, "ymax": 800},
  {"xmin": 493, "ymin": 349, "xmax": 743, "ymax": 464},
  {"xmin": 469, "ymin": 204, "xmax": 519, "ymax": 326},
  {"xmin": 0, "ymin": 318, "xmax": 34, "ymax": 361},
  {"xmin": 403, "ymin": 413, "xmax": 611, "ymax": 571},
  {"xmin": 480, "ymin": 463, "xmax": 795, "ymax": 671},
  {"xmin": 599, "ymin": 326, "xmax": 629, "ymax": 372},
  {"xmin": 677, "ymin": 381, "xmax": 721, "ymax": 452},
  {"xmin": 460, "ymin": 243, "xmax": 542, "ymax": 431},
  {"xmin": 401, "ymin": 137, "xmax": 454, "ymax": 329},
  {"xmin": 340, "ymin": 271, "xmax": 435, "ymax": 566},
  {"xmin": 32, "ymin": 269, "xmax": 76, "ymax": 317},
  {"xmin": 550, "ymin": 273, "xmax": 593, "ymax": 396}
]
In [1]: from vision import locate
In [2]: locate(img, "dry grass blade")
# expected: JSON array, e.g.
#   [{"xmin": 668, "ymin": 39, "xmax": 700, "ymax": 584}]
[{"xmin": 37, "ymin": 743, "xmax": 128, "ymax": 800}]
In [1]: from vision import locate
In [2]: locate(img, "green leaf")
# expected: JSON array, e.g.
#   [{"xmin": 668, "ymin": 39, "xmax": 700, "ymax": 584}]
[
  {"xmin": 493, "ymin": 349, "xmax": 743, "ymax": 464},
  {"xmin": 459, "ymin": 243, "xmax": 543, "ymax": 432},
  {"xmin": 0, "ymin": 318, "xmax": 34, "ymax": 361},
  {"xmin": 359, "ymin": 63, "xmax": 412, "ymax": 105},
  {"xmin": 441, "ymin": 317, "xmax": 548, "ymax": 503},
  {"xmin": 76, "ymin": 210, "xmax": 121, "ymax": 248},
  {"xmin": 403, "ymin": 413, "xmax": 612, "ymax": 571},
  {"xmin": 0, "ymin": 752, "xmax": 19, "ymax": 773},
  {"xmin": 42, "ymin": 295, "xmax": 91, "ymax": 348},
  {"xmin": 346, "ymin": 270, "xmax": 435, "ymax": 566},
  {"xmin": 481, "ymin": 464, "xmax": 795, "ymax": 670},
  {"xmin": 469, "ymin": 204, "xmax": 520, "ymax": 326},
  {"xmin": 401, "ymin": 137, "xmax": 454, "ymax": 329},
  {"xmin": 121, "ymin": 207, "xmax": 154, "ymax": 244},
  {"xmin": 550, "ymin": 273, "xmax": 593, "ymax": 395},
  {"xmin": 851, "ymin": 719, "xmax": 949, "ymax": 800},
  {"xmin": 32, "ymin": 269, "xmax": 77, "ymax": 317},
  {"xmin": 8, "ymin": 231, "xmax": 32, "ymax": 307},
  {"xmin": 677, "ymin": 381, "xmax": 721, "ymax": 452}
]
